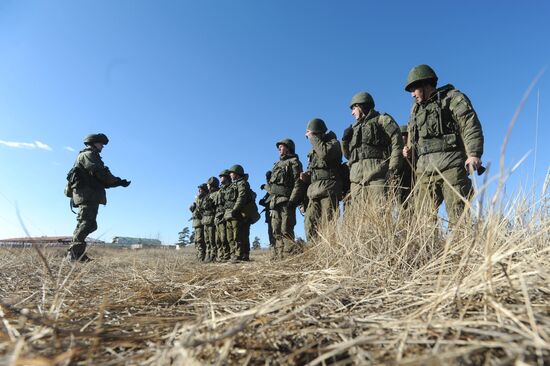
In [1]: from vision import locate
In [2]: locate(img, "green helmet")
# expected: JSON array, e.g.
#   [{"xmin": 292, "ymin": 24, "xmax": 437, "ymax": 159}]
[
  {"xmin": 207, "ymin": 176, "xmax": 219, "ymax": 187},
  {"xmin": 400, "ymin": 125, "xmax": 409, "ymax": 134},
  {"xmin": 349, "ymin": 92, "xmax": 375, "ymax": 110},
  {"xmin": 83, "ymin": 133, "xmax": 109, "ymax": 145},
  {"xmin": 276, "ymin": 138, "xmax": 295, "ymax": 153},
  {"xmin": 228, "ymin": 164, "xmax": 245, "ymax": 176},
  {"xmin": 198, "ymin": 183, "xmax": 208, "ymax": 191},
  {"xmin": 405, "ymin": 64, "xmax": 438, "ymax": 92},
  {"xmin": 307, "ymin": 118, "xmax": 327, "ymax": 134},
  {"xmin": 219, "ymin": 169, "xmax": 230, "ymax": 177}
]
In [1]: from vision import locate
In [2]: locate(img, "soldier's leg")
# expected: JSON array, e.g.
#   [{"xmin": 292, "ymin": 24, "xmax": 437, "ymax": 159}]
[
  {"xmin": 415, "ymin": 174, "xmax": 440, "ymax": 216},
  {"xmin": 281, "ymin": 203, "xmax": 297, "ymax": 257},
  {"xmin": 366, "ymin": 178, "xmax": 386, "ymax": 203},
  {"xmin": 442, "ymin": 167, "xmax": 473, "ymax": 226},
  {"xmin": 215, "ymin": 223, "xmax": 225, "ymax": 261},
  {"xmin": 350, "ymin": 182, "xmax": 368, "ymax": 205},
  {"xmin": 194, "ymin": 227, "xmax": 205, "ymax": 262},
  {"xmin": 304, "ymin": 198, "xmax": 322, "ymax": 242},
  {"xmin": 241, "ymin": 222, "xmax": 251, "ymax": 261},
  {"xmin": 227, "ymin": 219, "xmax": 240, "ymax": 260},
  {"xmin": 270, "ymin": 207, "xmax": 283, "ymax": 259},
  {"xmin": 70, "ymin": 204, "xmax": 99, "ymax": 260}
]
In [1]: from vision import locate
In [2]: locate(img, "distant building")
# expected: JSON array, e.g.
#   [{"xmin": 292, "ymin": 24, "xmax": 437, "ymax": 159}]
[
  {"xmin": 0, "ymin": 236, "xmax": 103, "ymax": 247},
  {"xmin": 111, "ymin": 237, "xmax": 162, "ymax": 246}
]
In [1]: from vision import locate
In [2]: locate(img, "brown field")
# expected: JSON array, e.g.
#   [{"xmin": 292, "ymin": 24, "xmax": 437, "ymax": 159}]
[{"xmin": 1, "ymin": 192, "xmax": 549, "ymax": 365}]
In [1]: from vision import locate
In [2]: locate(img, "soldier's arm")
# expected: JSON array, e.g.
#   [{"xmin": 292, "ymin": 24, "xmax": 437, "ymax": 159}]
[
  {"xmin": 289, "ymin": 159, "xmax": 304, "ymax": 204},
  {"xmin": 309, "ymin": 134, "xmax": 342, "ymax": 163},
  {"xmin": 381, "ymin": 115, "xmax": 404, "ymax": 172},
  {"xmin": 451, "ymin": 93, "xmax": 484, "ymax": 157},
  {"xmin": 233, "ymin": 181, "xmax": 248, "ymax": 211},
  {"xmin": 341, "ymin": 124, "xmax": 353, "ymax": 160},
  {"xmin": 81, "ymin": 152, "xmax": 122, "ymax": 187}
]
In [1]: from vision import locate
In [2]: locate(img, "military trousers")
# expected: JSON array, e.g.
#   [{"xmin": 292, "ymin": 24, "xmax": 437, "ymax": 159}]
[
  {"xmin": 203, "ymin": 224, "xmax": 217, "ymax": 261},
  {"xmin": 271, "ymin": 202, "xmax": 297, "ymax": 259},
  {"xmin": 304, "ymin": 194, "xmax": 339, "ymax": 242},
  {"xmin": 226, "ymin": 219, "xmax": 250, "ymax": 260},
  {"xmin": 70, "ymin": 203, "xmax": 99, "ymax": 260},
  {"xmin": 216, "ymin": 221, "xmax": 231, "ymax": 261},
  {"xmin": 415, "ymin": 166, "xmax": 473, "ymax": 226},
  {"xmin": 349, "ymin": 179, "xmax": 386, "ymax": 205},
  {"xmin": 193, "ymin": 226, "xmax": 205, "ymax": 261}
]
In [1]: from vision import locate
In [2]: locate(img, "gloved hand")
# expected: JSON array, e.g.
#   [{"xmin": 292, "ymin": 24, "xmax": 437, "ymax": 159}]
[
  {"xmin": 342, "ymin": 126, "xmax": 353, "ymax": 142},
  {"xmin": 120, "ymin": 179, "xmax": 131, "ymax": 187}
]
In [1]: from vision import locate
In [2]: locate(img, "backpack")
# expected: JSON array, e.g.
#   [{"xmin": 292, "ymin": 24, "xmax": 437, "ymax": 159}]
[{"xmin": 241, "ymin": 189, "xmax": 261, "ymax": 225}]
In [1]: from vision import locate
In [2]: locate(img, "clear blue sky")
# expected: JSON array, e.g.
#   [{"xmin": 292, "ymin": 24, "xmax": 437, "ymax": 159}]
[{"xmin": 0, "ymin": 1, "xmax": 549, "ymax": 244}]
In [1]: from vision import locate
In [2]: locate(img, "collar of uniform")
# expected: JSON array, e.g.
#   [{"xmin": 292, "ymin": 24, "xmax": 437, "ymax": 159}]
[
  {"xmin": 354, "ymin": 109, "xmax": 380, "ymax": 127},
  {"xmin": 424, "ymin": 83, "xmax": 455, "ymax": 104}
]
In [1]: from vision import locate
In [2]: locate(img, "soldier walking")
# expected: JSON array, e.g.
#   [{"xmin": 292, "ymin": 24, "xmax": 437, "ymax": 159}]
[
  {"xmin": 300, "ymin": 118, "xmax": 343, "ymax": 242},
  {"xmin": 266, "ymin": 139, "xmax": 303, "ymax": 259},
  {"xmin": 65, "ymin": 133, "xmax": 130, "ymax": 261},
  {"xmin": 403, "ymin": 64, "xmax": 484, "ymax": 225},
  {"xmin": 190, "ymin": 183, "xmax": 208, "ymax": 261},
  {"xmin": 341, "ymin": 92, "xmax": 403, "ymax": 203}
]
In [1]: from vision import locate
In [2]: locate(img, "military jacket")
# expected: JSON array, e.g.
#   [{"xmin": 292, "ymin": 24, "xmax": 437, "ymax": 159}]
[
  {"xmin": 267, "ymin": 153, "xmax": 303, "ymax": 209},
  {"xmin": 71, "ymin": 146, "xmax": 122, "ymax": 206},
  {"xmin": 306, "ymin": 131, "xmax": 343, "ymax": 199},
  {"xmin": 408, "ymin": 84, "xmax": 484, "ymax": 174},
  {"xmin": 200, "ymin": 188, "xmax": 218, "ymax": 226},
  {"xmin": 214, "ymin": 182, "xmax": 230, "ymax": 224},
  {"xmin": 190, "ymin": 194, "xmax": 206, "ymax": 228},
  {"xmin": 343, "ymin": 109, "xmax": 403, "ymax": 185}
]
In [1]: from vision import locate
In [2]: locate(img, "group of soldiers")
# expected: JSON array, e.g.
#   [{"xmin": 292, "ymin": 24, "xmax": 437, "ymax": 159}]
[
  {"xmin": 191, "ymin": 64, "xmax": 484, "ymax": 261},
  {"xmin": 64, "ymin": 64, "xmax": 484, "ymax": 263}
]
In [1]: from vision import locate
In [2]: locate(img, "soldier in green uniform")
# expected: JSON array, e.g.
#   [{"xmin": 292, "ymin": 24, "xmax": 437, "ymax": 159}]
[
  {"xmin": 225, "ymin": 164, "xmax": 254, "ymax": 261},
  {"xmin": 398, "ymin": 125, "xmax": 415, "ymax": 206},
  {"xmin": 341, "ymin": 92, "xmax": 403, "ymax": 203},
  {"xmin": 266, "ymin": 139, "xmax": 303, "ymax": 259},
  {"xmin": 190, "ymin": 183, "xmax": 208, "ymax": 262},
  {"xmin": 215, "ymin": 170, "xmax": 232, "ymax": 261},
  {"xmin": 201, "ymin": 177, "xmax": 219, "ymax": 262},
  {"xmin": 403, "ymin": 64, "xmax": 484, "ymax": 224},
  {"xmin": 66, "ymin": 133, "xmax": 130, "ymax": 261},
  {"xmin": 300, "ymin": 118, "xmax": 343, "ymax": 241}
]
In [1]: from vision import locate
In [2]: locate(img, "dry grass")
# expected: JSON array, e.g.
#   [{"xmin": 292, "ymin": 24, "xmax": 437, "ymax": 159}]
[{"xmin": 0, "ymin": 181, "xmax": 549, "ymax": 365}]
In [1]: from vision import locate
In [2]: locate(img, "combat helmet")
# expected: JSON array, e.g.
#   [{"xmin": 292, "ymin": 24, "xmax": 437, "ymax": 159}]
[
  {"xmin": 307, "ymin": 118, "xmax": 327, "ymax": 134},
  {"xmin": 83, "ymin": 133, "xmax": 109, "ymax": 145},
  {"xmin": 228, "ymin": 164, "xmax": 245, "ymax": 176},
  {"xmin": 198, "ymin": 183, "xmax": 208, "ymax": 191},
  {"xmin": 276, "ymin": 138, "xmax": 295, "ymax": 153},
  {"xmin": 207, "ymin": 176, "xmax": 219, "ymax": 187},
  {"xmin": 349, "ymin": 92, "xmax": 375, "ymax": 110},
  {"xmin": 219, "ymin": 169, "xmax": 231, "ymax": 177},
  {"xmin": 405, "ymin": 64, "xmax": 438, "ymax": 92}
]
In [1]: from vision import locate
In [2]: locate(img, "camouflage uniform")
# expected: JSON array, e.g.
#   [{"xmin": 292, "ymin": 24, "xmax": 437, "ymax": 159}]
[
  {"xmin": 190, "ymin": 185, "xmax": 207, "ymax": 261},
  {"xmin": 405, "ymin": 65, "xmax": 484, "ymax": 224},
  {"xmin": 201, "ymin": 180, "xmax": 218, "ymax": 262},
  {"xmin": 342, "ymin": 92, "xmax": 403, "ymax": 203},
  {"xmin": 398, "ymin": 125, "xmax": 415, "ymax": 206},
  {"xmin": 67, "ymin": 133, "xmax": 129, "ymax": 261},
  {"xmin": 214, "ymin": 171, "xmax": 232, "ymax": 261},
  {"xmin": 258, "ymin": 171, "xmax": 275, "ymax": 252},
  {"xmin": 224, "ymin": 165, "xmax": 254, "ymax": 261},
  {"xmin": 304, "ymin": 119, "xmax": 343, "ymax": 242},
  {"xmin": 267, "ymin": 139, "xmax": 303, "ymax": 259}
]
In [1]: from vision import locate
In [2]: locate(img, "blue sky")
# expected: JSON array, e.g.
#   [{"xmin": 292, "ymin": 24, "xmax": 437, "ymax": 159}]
[{"xmin": 0, "ymin": 1, "xmax": 548, "ymax": 244}]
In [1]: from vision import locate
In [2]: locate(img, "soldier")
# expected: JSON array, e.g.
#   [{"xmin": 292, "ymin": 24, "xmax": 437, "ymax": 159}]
[
  {"xmin": 398, "ymin": 125, "xmax": 415, "ymax": 206},
  {"xmin": 403, "ymin": 64, "xmax": 484, "ymax": 225},
  {"xmin": 215, "ymin": 170, "xmax": 232, "ymax": 261},
  {"xmin": 190, "ymin": 183, "xmax": 208, "ymax": 262},
  {"xmin": 267, "ymin": 139, "xmax": 303, "ymax": 259},
  {"xmin": 224, "ymin": 164, "xmax": 254, "ymax": 261},
  {"xmin": 65, "ymin": 133, "xmax": 130, "ymax": 261},
  {"xmin": 341, "ymin": 92, "xmax": 403, "ymax": 203},
  {"xmin": 300, "ymin": 118, "xmax": 343, "ymax": 242},
  {"xmin": 201, "ymin": 177, "xmax": 219, "ymax": 262},
  {"xmin": 258, "ymin": 171, "xmax": 276, "ymax": 252}
]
